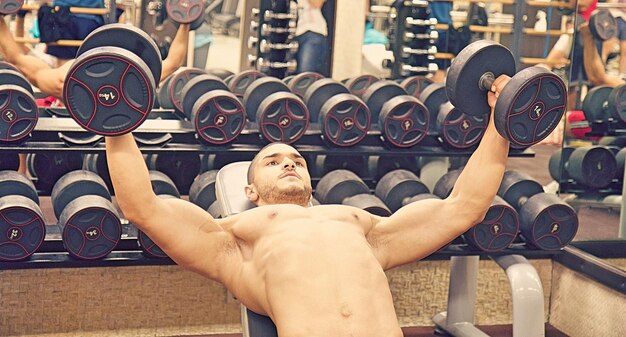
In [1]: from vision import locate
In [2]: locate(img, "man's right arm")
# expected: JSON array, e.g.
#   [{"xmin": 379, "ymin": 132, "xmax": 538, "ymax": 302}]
[{"xmin": 105, "ymin": 134, "xmax": 240, "ymax": 280}]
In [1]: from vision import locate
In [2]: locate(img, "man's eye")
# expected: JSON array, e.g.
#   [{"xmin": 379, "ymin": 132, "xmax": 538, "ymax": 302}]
[
  {"xmin": 296, "ymin": 162, "xmax": 304, "ymax": 167},
  {"xmin": 268, "ymin": 161, "xmax": 278, "ymax": 165}
]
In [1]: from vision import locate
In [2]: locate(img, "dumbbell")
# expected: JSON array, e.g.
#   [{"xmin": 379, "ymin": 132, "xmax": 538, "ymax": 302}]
[
  {"xmin": 287, "ymin": 72, "xmax": 324, "ymax": 99},
  {"xmin": 312, "ymin": 154, "xmax": 368, "ymax": 178},
  {"xmin": 200, "ymin": 152, "xmax": 256, "ymax": 172},
  {"xmin": 404, "ymin": 17, "xmax": 438, "ymax": 32},
  {"xmin": 242, "ymin": 77, "xmax": 309, "ymax": 144},
  {"xmin": 51, "ymin": 170, "xmax": 122, "ymax": 259},
  {"xmin": 0, "ymin": 153, "xmax": 19, "ymax": 171},
  {"xmin": 179, "ymin": 74, "xmax": 246, "ymax": 145},
  {"xmin": 399, "ymin": 63, "xmax": 439, "ymax": 77},
  {"xmin": 403, "ymin": 30, "xmax": 439, "ymax": 44},
  {"xmin": 189, "ymin": 170, "xmax": 220, "ymax": 218},
  {"xmin": 419, "ymin": 83, "xmax": 488, "ymax": 149},
  {"xmin": 446, "ymin": 40, "xmax": 567, "ymax": 147},
  {"xmin": 343, "ymin": 74, "xmax": 379, "ymax": 99},
  {"xmin": 262, "ymin": 10, "xmax": 297, "ymax": 20},
  {"xmin": 0, "ymin": 0, "xmax": 23, "ymax": 15},
  {"xmin": 165, "ymin": 0, "xmax": 206, "ymax": 30},
  {"xmin": 255, "ymin": 23, "xmax": 296, "ymax": 37},
  {"xmin": 362, "ymin": 80, "xmax": 430, "ymax": 147},
  {"xmin": 497, "ymin": 170, "xmax": 578, "ymax": 250},
  {"xmin": 432, "ymin": 169, "xmax": 520, "ymax": 252},
  {"xmin": 259, "ymin": 40, "xmax": 298, "ymax": 54},
  {"xmin": 63, "ymin": 24, "xmax": 162, "ymax": 135},
  {"xmin": 582, "ymin": 84, "xmax": 625, "ymax": 124},
  {"xmin": 398, "ymin": 75, "xmax": 433, "ymax": 99},
  {"xmin": 207, "ymin": 68, "xmax": 235, "ymax": 81},
  {"xmin": 0, "ymin": 66, "xmax": 38, "ymax": 144},
  {"xmin": 374, "ymin": 169, "xmax": 429, "ymax": 212},
  {"xmin": 26, "ymin": 152, "xmax": 83, "ymax": 194},
  {"xmin": 256, "ymin": 58, "xmax": 297, "ymax": 73},
  {"xmin": 588, "ymin": 10, "xmax": 618, "ymax": 41},
  {"xmin": 83, "ymin": 153, "xmax": 114, "ymax": 193},
  {"xmin": 137, "ymin": 170, "xmax": 181, "ymax": 258},
  {"xmin": 315, "ymin": 169, "xmax": 391, "ymax": 216},
  {"xmin": 368, "ymin": 155, "xmax": 420, "ymax": 182},
  {"xmin": 229, "ymin": 70, "xmax": 267, "ymax": 100},
  {"xmin": 548, "ymin": 145, "xmax": 617, "ymax": 188},
  {"xmin": 157, "ymin": 67, "xmax": 208, "ymax": 111},
  {"xmin": 303, "ymin": 78, "xmax": 371, "ymax": 146},
  {"xmin": 0, "ymin": 170, "xmax": 45, "ymax": 261},
  {"xmin": 144, "ymin": 152, "xmax": 201, "ymax": 195}
]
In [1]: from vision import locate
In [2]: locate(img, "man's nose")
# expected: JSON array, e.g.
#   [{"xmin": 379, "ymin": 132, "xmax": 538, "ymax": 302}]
[{"xmin": 283, "ymin": 160, "xmax": 295, "ymax": 169}]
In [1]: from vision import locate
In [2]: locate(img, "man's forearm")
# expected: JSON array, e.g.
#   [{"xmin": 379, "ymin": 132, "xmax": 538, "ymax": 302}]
[
  {"xmin": 105, "ymin": 134, "xmax": 157, "ymax": 222},
  {"xmin": 160, "ymin": 24, "xmax": 190, "ymax": 83}
]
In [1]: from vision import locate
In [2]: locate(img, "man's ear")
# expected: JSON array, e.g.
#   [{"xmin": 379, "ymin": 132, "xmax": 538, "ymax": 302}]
[{"xmin": 245, "ymin": 184, "xmax": 260, "ymax": 204}]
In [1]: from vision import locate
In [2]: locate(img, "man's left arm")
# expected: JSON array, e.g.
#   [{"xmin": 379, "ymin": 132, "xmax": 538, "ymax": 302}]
[
  {"xmin": 160, "ymin": 24, "xmax": 190, "ymax": 83},
  {"xmin": 366, "ymin": 77, "xmax": 511, "ymax": 271}
]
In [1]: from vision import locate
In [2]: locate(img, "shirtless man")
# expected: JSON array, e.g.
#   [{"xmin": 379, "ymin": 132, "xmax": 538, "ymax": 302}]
[
  {"xmin": 0, "ymin": 16, "xmax": 190, "ymax": 98},
  {"xmin": 105, "ymin": 76, "xmax": 511, "ymax": 336}
]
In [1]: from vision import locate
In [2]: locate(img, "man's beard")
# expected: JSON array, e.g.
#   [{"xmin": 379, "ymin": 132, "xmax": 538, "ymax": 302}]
[{"xmin": 257, "ymin": 182, "xmax": 313, "ymax": 206}]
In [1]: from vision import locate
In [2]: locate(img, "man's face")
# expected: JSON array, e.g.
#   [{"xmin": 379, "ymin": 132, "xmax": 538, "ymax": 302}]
[{"xmin": 248, "ymin": 143, "xmax": 313, "ymax": 206}]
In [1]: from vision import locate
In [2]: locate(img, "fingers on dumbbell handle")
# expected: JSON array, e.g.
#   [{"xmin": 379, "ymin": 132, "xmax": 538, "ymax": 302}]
[{"xmin": 479, "ymin": 72, "xmax": 496, "ymax": 92}]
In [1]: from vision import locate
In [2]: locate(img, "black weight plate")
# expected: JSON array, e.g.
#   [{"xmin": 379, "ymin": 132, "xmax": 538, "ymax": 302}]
[
  {"xmin": 368, "ymin": 155, "xmax": 419, "ymax": 182},
  {"xmin": 64, "ymin": 47, "xmax": 155, "ymax": 136},
  {"xmin": 0, "ymin": 170, "xmax": 38, "ymax": 203},
  {"xmin": 375, "ymin": 169, "xmax": 429, "ymax": 212},
  {"xmin": 201, "ymin": 152, "xmax": 255, "ymax": 171},
  {"xmin": 615, "ymin": 147, "xmax": 626, "ymax": 180},
  {"xmin": 418, "ymin": 83, "xmax": 447, "ymax": 134},
  {"xmin": 58, "ymin": 195, "xmax": 121, "ymax": 259},
  {"xmin": 345, "ymin": 75, "xmax": 379, "ymax": 99},
  {"xmin": 229, "ymin": 70, "xmax": 267, "ymax": 100},
  {"xmin": 0, "ymin": 0, "xmax": 23, "ymax": 15},
  {"xmin": 519, "ymin": 193, "xmax": 578, "ymax": 250},
  {"xmin": 149, "ymin": 170, "xmax": 180, "ymax": 198},
  {"xmin": 0, "ymin": 84, "xmax": 37, "ymax": 143},
  {"xmin": 319, "ymin": 93, "xmax": 370, "ymax": 147},
  {"xmin": 363, "ymin": 80, "xmax": 407, "ymax": 119},
  {"xmin": 181, "ymin": 74, "xmax": 229, "ymax": 119},
  {"xmin": 288, "ymin": 72, "xmax": 324, "ymax": 98},
  {"xmin": 0, "ymin": 195, "xmax": 45, "ymax": 261},
  {"xmin": 77, "ymin": 23, "xmax": 162, "ymax": 84},
  {"xmin": 0, "ymin": 69, "xmax": 34, "ymax": 95},
  {"xmin": 207, "ymin": 68, "xmax": 235, "ymax": 80},
  {"xmin": 566, "ymin": 146, "xmax": 617, "ymax": 188},
  {"xmin": 401, "ymin": 75, "xmax": 433, "ymax": 99},
  {"xmin": 157, "ymin": 75, "xmax": 175, "ymax": 109},
  {"xmin": 582, "ymin": 85, "xmax": 613, "ymax": 122},
  {"xmin": 166, "ymin": 0, "xmax": 205, "ymax": 24},
  {"xmin": 0, "ymin": 61, "xmax": 20, "ymax": 73},
  {"xmin": 607, "ymin": 84, "xmax": 626, "ymax": 123},
  {"xmin": 138, "ymin": 226, "xmax": 167, "ymax": 258},
  {"xmin": 83, "ymin": 153, "xmax": 114, "ymax": 193},
  {"xmin": 463, "ymin": 196, "xmax": 519, "ymax": 252},
  {"xmin": 494, "ymin": 66, "xmax": 567, "ymax": 147},
  {"xmin": 446, "ymin": 40, "xmax": 516, "ymax": 116},
  {"xmin": 402, "ymin": 193, "xmax": 441, "ymax": 206},
  {"xmin": 433, "ymin": 169, "xmax": 462, "ymax": 199},
  {"xmin": 192, "ymin": 90, "xmax": 245, "ymax": 145},
  {"xmin": 497, "ymin": 170, "xmax": 543, "ymax": 210},
  {"xmin": 51, "ymin": 170, "xmax": 111, "ymax": 220},
  {"xmin": 379, "ymin": 95, "xmax": 429, "ymax": 148},
  {"xmin": 303, "ymin": 78, "xmax": 350, "ymax": 123},
  {"xmin": 313, "ymin": 154, "xmax": 367, "ymax": 177},
  {"xmin": 168, "ymin": 67, "xmax": 208, "ymax": 113},
  {"xmin": 589, "ymin": 10, "xmax": 618, "ymax": 41},
  {"xmin": 189, "ymin": 170, "xmax": 218, "ymax": 211},
  {"xmin": 243, "ymin": 77, "xmax": 290, "ymax": 122},
  {"xmin": 29, "ymin": 152, "xmax": 84, "ymax": 195},
  {"xmin": 314, "ymin": 169, "xmax": 369, "ymax": 205},
  {"xmin": 548, "ymin": 146, "xmax": 575, "ymax": 181},
  {"xmin": 0, "ymin": 153, "xmax": 19, "ymax": 171},
  {"xmin": 147, "ymin": 153, "xmax": 201, "ymax": 195},
  {"xmin": 257, "ymin": 92, "xmax": 309, "ymax": 144},
  {"xmin": 437, "ymin": 102, "xmax": 487, "ymax": 149},
  {"xmin": 343, "ymin": 194, "xmax": 391, "ymax": 216},
  {"xmin": 283, "ymin": 75, "xmax": 295, "ymax": 85}
]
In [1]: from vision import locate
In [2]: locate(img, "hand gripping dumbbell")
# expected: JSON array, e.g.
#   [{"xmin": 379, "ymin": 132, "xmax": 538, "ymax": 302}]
[
  {"xmin": 419, "ymin": 83, "xmax": 488, "ymax": 149},
  {"xmin": 446, "ymin": 40, "xmax": 567, "ymax": 147},
  {"xmin": 165, "ymin": 0, "xmax": 206, "ymax": 30},
  {"xmin": 0, "ymin": 66, "xmax": 38, "ymax": 143},
  {"xmin": 179, "ymin": 74, "xmax": 246, "ymax": 145},
  {"xmin": 362, "ymin": 80, "xmax": 430, "ymax": 147},
  {"xmin": 582, "ymin": 84, "xmax": 626, "ymax": 124},
  {"xmin": 157, "ymin": 67, "xmax": 208, "ymax": 111},
  {"xmin": 587, "ymin": 10, "xmax": 618, "ymax": 41},
  {"xmin": 51, "ymin": 170, "xmax": 122, "ymax": 259},
  {"xmin": 315, "ymin": 169, "xmax": 391, "ymax": 216},
  {"xmin": 137, "ymin": 170, "xmax": 181, "ymax": 258},
  {"xmin": 0, "ymin": 170, "xmax": 45, "ymax": 261},
  {"xmin": 548, "ymin": 145, "xmax": 617, "ymax": 188},
  {"xmin": 497, "ymin": 170, "xmax": 578, "ymax": 250},
  {"xmin": 433, "ymin": 169, "xmax": 520, "ymax": 252},
  {"xmin": 63, "ymin": 24, "xmax": 162, "ymax": 135},
  {"xmin": 242, "ymin": 77, "xmax": 308, "ymax": 144},
  {"xmin": 303, "ymin": 78, "xmax": 371, "ymax": 146}
]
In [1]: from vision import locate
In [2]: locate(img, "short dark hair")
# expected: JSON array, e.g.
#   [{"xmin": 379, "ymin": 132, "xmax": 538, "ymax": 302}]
[{"xmin": 246, "ymin": 142, "xmax": 289, "ymax": 184}]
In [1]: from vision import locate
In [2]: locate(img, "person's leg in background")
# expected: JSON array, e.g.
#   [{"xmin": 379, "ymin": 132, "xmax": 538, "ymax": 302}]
[{"xmin": 295, "ymin": 31, "xmax": 328, "ymax": 74}]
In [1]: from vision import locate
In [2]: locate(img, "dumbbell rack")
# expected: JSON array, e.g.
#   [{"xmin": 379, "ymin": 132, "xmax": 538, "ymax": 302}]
[
  {"xmin": 386, "ymin": 0, "xmax": 438, "ymax": 78},
  {"xmin": 248, "ymin": 0, "xmax": 298, "ymax": 78}
]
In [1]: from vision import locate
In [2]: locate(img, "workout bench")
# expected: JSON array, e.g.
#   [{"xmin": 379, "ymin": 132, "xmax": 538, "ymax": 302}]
[{"xmin": 214, "ymin": 161, "xmax": 546, "ymax": 337}]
